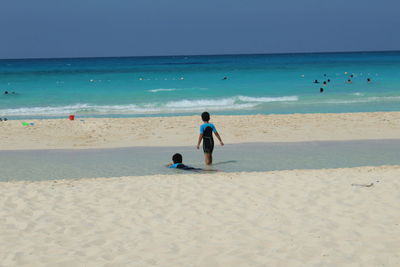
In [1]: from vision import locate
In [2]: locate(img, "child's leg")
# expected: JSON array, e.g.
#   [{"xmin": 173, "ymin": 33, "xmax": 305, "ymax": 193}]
[{"xmin": 204, "ymin": 153, "xmax": 212, "ymax": 165}]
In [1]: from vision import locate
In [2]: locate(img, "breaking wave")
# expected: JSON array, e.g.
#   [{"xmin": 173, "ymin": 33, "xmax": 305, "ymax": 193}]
[{"xmin": 0, "ymin": 95, "xmax": 298, "ymax": 116}]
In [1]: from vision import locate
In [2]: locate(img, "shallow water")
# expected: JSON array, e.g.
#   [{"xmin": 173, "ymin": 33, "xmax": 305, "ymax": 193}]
[{"xmin": 1, "ymin": 140, "xmax": 400, "ymax": 181}]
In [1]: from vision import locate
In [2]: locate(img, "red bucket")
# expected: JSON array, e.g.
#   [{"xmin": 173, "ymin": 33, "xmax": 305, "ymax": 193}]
[{"xmin": 69, "ymin": 115, "xmax": 75, "ymax": 120}]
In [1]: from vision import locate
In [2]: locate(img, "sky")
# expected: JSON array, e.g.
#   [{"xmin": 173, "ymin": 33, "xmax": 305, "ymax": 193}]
[{"xmin": 1, "ymin": 0, "xmax": 399, "ymax": 59}]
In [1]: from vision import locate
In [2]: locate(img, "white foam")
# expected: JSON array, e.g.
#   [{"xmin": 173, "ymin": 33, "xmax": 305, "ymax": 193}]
[
  {"xmin": 352, "ymin": 92, "xmax": 365, "ymax": 96},
  {"xmin": 147, "ymin": 88, "xmax": 178, "ymax": 93},
  {"xmin": 238, "ymin": 96, "xmax": 299, "ymax": 102},
  {"xmin": 0, "ymin": 95, "xmax": 300, "ymax": 116},
  {"xmin": 311, "ymin": 96, "xmax": 400, "ymax": 105}
]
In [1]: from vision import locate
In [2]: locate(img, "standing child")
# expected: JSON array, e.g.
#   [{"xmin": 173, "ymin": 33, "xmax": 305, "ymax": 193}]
[{"xmin": 196, "ymin": 111, "xmax": 224, "ymax": 165}]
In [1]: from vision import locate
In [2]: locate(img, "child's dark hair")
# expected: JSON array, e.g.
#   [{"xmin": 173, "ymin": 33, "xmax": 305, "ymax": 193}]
[
  {"xmin": 172, "ymin": 153, "xmax": 183, "ymax": 163},
  {"xmin": 201, "ymin": 111, "xmax": 210, "ymax": 122}
]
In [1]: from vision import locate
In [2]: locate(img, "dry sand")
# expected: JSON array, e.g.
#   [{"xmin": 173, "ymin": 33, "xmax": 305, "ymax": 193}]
[
  {"xmin": 0, "ymin": 112, "xmax": 400, "ymax": 150},
  {"xmin": 1, "ymin": 112, "xmax": 400, "ymax": 266},
  {"xmin": 1, "ymin": 166, "xmax": 399, "ymax": 266}
]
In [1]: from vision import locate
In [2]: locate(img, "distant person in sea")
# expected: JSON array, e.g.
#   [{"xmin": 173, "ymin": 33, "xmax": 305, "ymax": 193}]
[
  {"xmin": 167, "ymin": 153, "xmax": 200, "ymax": 170},
  {"xmin": 347, "ymin": 79, "xmax": 352, "ymax": 84},
  {"xmin": 323, "ymin": 81, "xmax": 327, "ymax": 85},
  {"xmin": 320, "ymin": 88, "xmax": 324, "ymax": 93},
  {"xmin": 313, "ymin": 80, "xmax": 319, "ymax": 84},
  {"xmin": 197, "ymin": 111, "xmax": 224, "ymax": 165},
  {"xmin": 3, "ymin": 91, "xmax": 17, "ymax": 95},
  {"xmin": 350, "ymin": 74, "xmax": 354, "ymax": 78},
  {"xmin": 367, "ymin": 78, "xmax": 372, "ymax": 83},
  {"xmin": 222, "ymin": 76, "xmax": 228, "ymax": 80},
  {"xmin": 0, "ymin": 118, "xmax": 8, "ymax": 121},
  {"xmin": 327, "ymin": 79, "xmax": 331, "ymax": 83}
]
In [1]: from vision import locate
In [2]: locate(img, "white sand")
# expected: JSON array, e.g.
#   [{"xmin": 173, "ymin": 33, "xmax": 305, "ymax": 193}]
[
  {"xmin": 1, "ymin": 166, "xmax": 399, "ymax": 266},
  {"xmin": 1, "ymin": 112, "xmax": 400, "ymax": 266},
  {"xmin": 1, "ymin": 112, "xmax": 400, "ymax": 150}
]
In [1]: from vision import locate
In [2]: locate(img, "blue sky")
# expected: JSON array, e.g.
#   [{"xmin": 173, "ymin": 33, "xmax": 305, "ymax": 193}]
[{"xmin": 1, "ymin": 0, "xmax": 399, "ymax": 59}]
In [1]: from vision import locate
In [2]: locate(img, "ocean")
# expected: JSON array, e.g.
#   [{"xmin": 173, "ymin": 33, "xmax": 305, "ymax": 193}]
[{"xmin": 1, "ymin": 51, "xmax": 400, "ymax": 119}]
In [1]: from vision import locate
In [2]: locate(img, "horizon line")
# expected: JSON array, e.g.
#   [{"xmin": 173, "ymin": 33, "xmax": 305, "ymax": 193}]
[{"xmin": 1, "ymin": 49, "xmax": 399, "ymax": 61}]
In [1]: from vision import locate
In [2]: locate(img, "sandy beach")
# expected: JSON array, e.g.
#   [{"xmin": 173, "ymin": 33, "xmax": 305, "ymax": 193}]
[
  {"xmin": 1, "ymin": 112, "xmax": 400, "ymax": 266},
  {"xmin": 1, "ymin": 112, "xmax": 400, "ymax": 150},
  {"xmin": 1, "ymin": 166, "xmax": 399, "ymax": 266}
]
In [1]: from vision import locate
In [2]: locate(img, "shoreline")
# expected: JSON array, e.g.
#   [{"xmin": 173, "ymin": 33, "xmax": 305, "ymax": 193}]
[{"xmin": 1, "ymin": 111, "xmax": 400, "ymax": 150}]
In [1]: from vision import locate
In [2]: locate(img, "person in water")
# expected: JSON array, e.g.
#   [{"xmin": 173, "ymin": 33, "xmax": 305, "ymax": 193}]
[
  {"xmin": 167, "ymin": 153, "xmax": 199, "ymax": 170},
  {"xmin": 313, "ymin": 80, "xmax": 319, "ymax": 84},
  {"xmin": 320, "ymin": 88, "xmax": 324, "ymax": 93},
  {"xmin": 367, "ymin": 78, "xmax": 372, "ymax": 83},
  {"xmin": 196, "ymin": 112, "xmax": 224, "ymax": 165}
]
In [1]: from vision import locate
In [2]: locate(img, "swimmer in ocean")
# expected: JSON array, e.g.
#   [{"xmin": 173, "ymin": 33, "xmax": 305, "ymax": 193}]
[
  {"xmin": 367, "ymin": 78, "xmax": 372, "ymax": 83},
  {"xmin": 320, "ymin": 88, "xmax": 324, "ymax": 93},
  {"xmin": 313, "ymin": 80, "xmax": 319, "ymax": 84}
]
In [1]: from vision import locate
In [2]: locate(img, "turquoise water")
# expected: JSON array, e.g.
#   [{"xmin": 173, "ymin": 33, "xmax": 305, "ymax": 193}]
[
  {"xmin": 1, "ymin": 140, "xmax": 400, "ymax": 181},
  {"xmin": 1, "ymin": 51, "xmax": 400, "ymax": 118}
]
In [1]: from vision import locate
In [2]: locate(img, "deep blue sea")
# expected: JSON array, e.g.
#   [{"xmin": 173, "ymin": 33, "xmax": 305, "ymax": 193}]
[{"xmin": 1, "ymin": 51, "xmax": 400, "ymax": 119}]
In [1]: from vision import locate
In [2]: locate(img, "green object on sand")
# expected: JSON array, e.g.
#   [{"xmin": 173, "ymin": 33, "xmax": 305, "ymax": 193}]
[{"xmin": 22, "ymin": 122, "xmax": 34, "ymax": 126}]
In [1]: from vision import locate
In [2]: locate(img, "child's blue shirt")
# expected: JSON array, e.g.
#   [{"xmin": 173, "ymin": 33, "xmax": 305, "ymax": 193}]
[
  {"xmin": 200, "ymin": 123, "xmax": 217, "ymax": 134},
  {"xmin": 169, "ymin": 163, "xmax": 184, "ymax": 168}
]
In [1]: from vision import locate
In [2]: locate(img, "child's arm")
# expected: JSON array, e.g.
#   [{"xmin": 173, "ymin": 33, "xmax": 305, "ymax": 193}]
[
  {"xmin": 196, "ymin": 134, "xmax": 203, "ymax": 149},
  {"xmin": 214, "ymin": 132, "xmax": 224, "ymax": 146}
]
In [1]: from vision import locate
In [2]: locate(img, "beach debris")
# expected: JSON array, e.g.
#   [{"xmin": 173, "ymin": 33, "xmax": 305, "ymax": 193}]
[
  {"xmin": 21, "ymin": 122, "xmax": 34, "ymax": 126},
  {"xmin": 351, "ymin": 183, "xmax": 374, "ymax": 187}
]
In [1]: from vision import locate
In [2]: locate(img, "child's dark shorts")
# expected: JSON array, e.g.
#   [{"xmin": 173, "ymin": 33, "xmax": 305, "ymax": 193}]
[{"xmin": 203, "ymin": 136, "xmax": 214, "ymax": 154}]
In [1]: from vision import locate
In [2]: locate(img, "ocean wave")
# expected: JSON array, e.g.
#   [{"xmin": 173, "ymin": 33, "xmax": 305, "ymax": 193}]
[
  {"xmin": 0, "ymin": 95, "xmax": 298, "ymax": 116},
  {"xmin": 318, "ymin": 96, "xmax": 400, "ymax": 105},
  {"xmin": 147, "ymin": 88, "xmax": 178, "ymax": 93},
  {"xmin": 237, "ymin": 96, "xmax": 299, "ymax": 102},
  {"xmin": 352, "ymin": 92, "xmax": 365, "ymax": 96}
]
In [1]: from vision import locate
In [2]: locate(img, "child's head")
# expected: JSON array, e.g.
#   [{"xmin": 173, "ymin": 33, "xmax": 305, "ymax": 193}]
[
  {"xmin": 172, "ymin": 153, "xmax": 183, "ymax": 164},
  {"xmin": 201, "ymin": 111, "xmax": 210, "ymax": 122}
]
